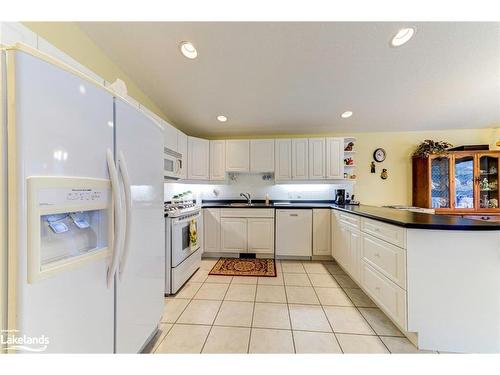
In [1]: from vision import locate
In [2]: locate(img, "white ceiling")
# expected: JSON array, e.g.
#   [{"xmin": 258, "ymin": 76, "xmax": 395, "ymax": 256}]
[{"xmin": 78, "ymin": 22, "xmax": 500, "ymax": 137}]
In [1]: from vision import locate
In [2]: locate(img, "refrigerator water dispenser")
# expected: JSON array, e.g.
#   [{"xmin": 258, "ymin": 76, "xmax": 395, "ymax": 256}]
[{"xmin": 27, "ymin": 177, "xmax": 112, "ymax": 283}]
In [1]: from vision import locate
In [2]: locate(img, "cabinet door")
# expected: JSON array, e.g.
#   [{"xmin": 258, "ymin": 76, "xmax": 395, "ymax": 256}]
[
  {"xmin": 347, "ymin": 229, "xmax": 362, "ymax": 282},
  {"xmin": 203, "ymin": 209, "xmax": 221, "ymax": 253},
  {"xmin": 177, "ymin": 130, "xmax": 188, "ymax": 179},
  {"xmin": 210, "ymin": 140, "xmax": 226, "ymax": 180},
  {"xmin": 453, "ymin": 153, "xmax": 475, "ymax": 210},
  {"xmin": 221, "ymin": 218, "xmax": 248, "ymax": 253},
  {"xmin": 250, "ymin": 139, "xmax": 275, "ymax": 173},
  {"xmin": 430, "ymin": 155, "xmax": 451, "ymax": 208},
  {"xmin": 312, "ymin": 209, "xmax": 330, "ymax": 255},
  {"xmin": 187, "ymin": 136, "xmax": 210, "ymax": 180},
  {"xmin": 163, "ymin": 122, "xmax": 178, "ymax": 152},
  {"xmin": 326, "ymin": 137, "xmax": 344, "ymax": 179},
  {"xmin": 225, "ymin": 140, "xmax": 250, "ymax": 172},
  {"xmin": 292, "ymin": 138, "xmax": 309, "ymax": 179},
  {"xmin": 335, "ymin": 223, "xmax": 350, "ymax": 269},
  {"xmin": 309, "ymin": 138, "xmax": 326, "ymax": 179},
  {"xmin": 477, "ymin": 153, "xmax": 499, "ymax": 211},
  {"xmin": 275, "ymin": 139, "xmax": 292, "ymax": 180},
  {"xmin": 247, "ymin": 218, "xmax": 274, "ymax": 255}
]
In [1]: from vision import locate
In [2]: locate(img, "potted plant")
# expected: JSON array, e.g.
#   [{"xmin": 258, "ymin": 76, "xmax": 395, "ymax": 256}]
[{"xmin": 412, "ymin": 139, "xmax": 453, "ymax": 158}]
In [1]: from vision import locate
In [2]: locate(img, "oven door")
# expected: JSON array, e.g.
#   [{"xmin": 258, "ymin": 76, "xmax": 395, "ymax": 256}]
[
  {"xmin": 171, "ymin": 212, "xmax": 201, "ymax": 267},
  {"xmin": 164, "ymin": 148, "xmax": 182, "ymax": 179}
]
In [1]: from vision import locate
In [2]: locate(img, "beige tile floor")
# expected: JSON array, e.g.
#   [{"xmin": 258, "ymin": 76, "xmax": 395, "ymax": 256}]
[{"xmin": 148, "ymin": 259, "xmax": 435, "ymax": 354}]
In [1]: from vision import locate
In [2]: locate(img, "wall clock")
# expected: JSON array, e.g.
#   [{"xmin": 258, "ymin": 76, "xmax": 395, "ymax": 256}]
[{"xmin": 373, "ymin": 148, "xmax": 386, "ymax": 162}]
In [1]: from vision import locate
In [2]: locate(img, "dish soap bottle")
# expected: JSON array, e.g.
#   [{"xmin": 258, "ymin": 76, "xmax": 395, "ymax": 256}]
[{"xmin": 265, "ymin": 193, "xmax": 270, "ymax": 206}]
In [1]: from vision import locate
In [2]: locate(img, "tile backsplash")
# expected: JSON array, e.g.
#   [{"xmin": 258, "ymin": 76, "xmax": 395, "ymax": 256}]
[{"xmin": 164, "ymin": 174, "xmax": 353, "ymax": 202}]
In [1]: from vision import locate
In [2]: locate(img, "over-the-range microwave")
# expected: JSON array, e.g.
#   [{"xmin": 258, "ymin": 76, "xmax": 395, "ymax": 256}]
[{"xmin": 164, "ymin": 147, "xmax": 182, "ymax": 180}]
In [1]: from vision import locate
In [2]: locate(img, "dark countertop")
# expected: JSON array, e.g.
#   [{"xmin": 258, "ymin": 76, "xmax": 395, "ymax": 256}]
[
  {"xmin": 201, "ymin": 200, "xmax": 500, "ymax": 231},
  {"xmin": 202, "ymin": 199, "xmax": 334, "ymax": 209},
  {"xmin": 332, "ymin": 204, "xmax": 500, "ymax": 230}
]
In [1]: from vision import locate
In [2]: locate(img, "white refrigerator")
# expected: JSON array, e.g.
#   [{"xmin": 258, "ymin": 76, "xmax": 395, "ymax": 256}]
[{"xmin": 0, "ymin": 45, "xmax": 164, "ymax": 353}]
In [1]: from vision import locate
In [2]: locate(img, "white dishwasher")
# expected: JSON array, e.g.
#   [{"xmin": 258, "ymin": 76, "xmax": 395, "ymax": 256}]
[{"xmin": 275, "ymin": 209, "xmax": 312, "ymax": 257}]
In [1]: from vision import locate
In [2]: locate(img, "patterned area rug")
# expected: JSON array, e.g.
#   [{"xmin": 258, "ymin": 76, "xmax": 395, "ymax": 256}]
[{"xmin": 209, "ymin": 258, "xmax": 276, "ymax": 277}]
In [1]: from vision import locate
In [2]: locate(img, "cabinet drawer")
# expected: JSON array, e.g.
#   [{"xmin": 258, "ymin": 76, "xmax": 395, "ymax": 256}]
[
  {"xmin": 362, "ymin": 234, "xmax": 406, "ymax": 289},
  {"xmin": 361, "ymin": 218, "xmax": 406, "ymax": 248},
  {"xmin": 361, "ymin": 261, "xmax": 407, "ymax": 330},
  {"xmin": 220, "ymin": 208, "xmax": 274, "ymax": 218},
  {"xmin": 338, "ymin": 212, "xmax": 361, "ymax": 229}
]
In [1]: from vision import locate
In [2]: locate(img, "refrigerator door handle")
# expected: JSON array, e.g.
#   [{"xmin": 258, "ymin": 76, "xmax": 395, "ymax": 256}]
[
  {"xmin": 106, "ymin": 149, "xmax": 124, "ymax": 288},
  {"xmin": 118, "ymin": 151, "xmax": 132, "ymax": 278}
]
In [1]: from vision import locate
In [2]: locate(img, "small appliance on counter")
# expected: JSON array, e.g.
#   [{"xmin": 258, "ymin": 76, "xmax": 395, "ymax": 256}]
[
  {"xmin": 334, "ymin": 189, "xmax": 360, "ymax": 205},
  {"xmin": 334, "ymin": 189, "xmax": 346, "ymax": 204}
]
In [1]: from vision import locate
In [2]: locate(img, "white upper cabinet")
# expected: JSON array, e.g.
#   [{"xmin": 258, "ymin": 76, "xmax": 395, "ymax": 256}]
[
  {"xmin": 250, "ymin": 139, "xmax": 275, "ymax": 173},
  {"xmin": 225, "ymin": 140, "xmax": 250, "ymax": 172},
  {"xmin": 292, "ymin": 138, "xmax": 309, "ymax": 179},
  {"xmin": 308, "ymin": 138, "xmax": 326, "ymax": 179},
  {"xmin": 187, "ymin": 136, "xmax": 209, "ymax": 180},
  {"xmin": 177, "ymin": 130, "xmax": 188, "ymax": 179},
  {"xmin": 163, "ymin": 122, "xmax": 178, "ymax": 151},
  {"xmin": 275, "ymin": 139, "xmax": 292, "ymax": 181},
  {"xmin": 326, "ymin": 137, "xmax": 344, "ymax": 179},
  {"xmin": 210, "ymin": 140, "xmax": 226, "ymax": 180}
]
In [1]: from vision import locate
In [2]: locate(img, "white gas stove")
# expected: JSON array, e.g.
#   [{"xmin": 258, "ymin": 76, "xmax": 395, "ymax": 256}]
[
  {"xmin": 164, "ymin": 201, "xmax": 201, "ymax": 217},
  {"xmin": 164, "ymin": 201, "xmax": 202, "ymax": 295}
]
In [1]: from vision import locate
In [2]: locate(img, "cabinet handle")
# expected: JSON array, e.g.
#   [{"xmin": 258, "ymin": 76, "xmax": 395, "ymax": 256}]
[
  {"xmin": 374, "ymin": 253, "xmax": 380, "ymax": 257},
  {"xmin": 375, "ymin": 286, "xmax": 381, "ymax": 291},
  {"xmin": 289, "ymin": 213, "xmax": 298, "ymax": 217}
]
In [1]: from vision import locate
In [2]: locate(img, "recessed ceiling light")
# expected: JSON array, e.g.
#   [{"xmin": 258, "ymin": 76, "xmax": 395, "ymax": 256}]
[
  {"xmin": 179, "ymin": 41, "xmax": 198, "ymax": 59},
  {"xmin": 217, "ymin": 115, "xmax": 228, "ymax": 123},
  {"xmin": 390, "ymin": 27, "xmax": 415, "ymax": 47},
  {"xmin": 341, "ymin": 111, "xmax": 353, "ymax": 119}
]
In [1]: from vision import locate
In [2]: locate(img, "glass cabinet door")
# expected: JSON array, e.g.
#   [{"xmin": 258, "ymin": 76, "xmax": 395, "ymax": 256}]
[
  {"xmin": 478, "ymin": 154, "xmax": 499, "ymax": 209},
  {"xmin": 430, "ymin": 156, "xmax": 451, "ymax": 208},
  {"xmin": 454, "ymin": 155, "xmax": 475, "ymax": 209}
]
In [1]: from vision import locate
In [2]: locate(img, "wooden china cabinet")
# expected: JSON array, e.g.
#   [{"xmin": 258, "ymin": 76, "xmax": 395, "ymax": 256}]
[{"xmin": 412, "ymin": 150, "xmax": 500, "ymax": 214}]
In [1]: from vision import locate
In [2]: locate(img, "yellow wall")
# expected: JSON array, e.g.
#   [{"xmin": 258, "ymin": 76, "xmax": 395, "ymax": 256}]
[
  {"xmin": 23, "ymin": 22, "xmax": 169, "ymax": 122},
  {"xmin": 346, "ymin": 127, "xmax": 498, "ymax": 206}
]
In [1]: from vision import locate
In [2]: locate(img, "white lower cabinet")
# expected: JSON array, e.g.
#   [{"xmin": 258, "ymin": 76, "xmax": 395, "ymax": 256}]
[
  {"xmin": 347, "ymin": 228, "xmax": 362, "ymax": 283},
  {"xmin": 360, "ymin": 261, "xmax": 407, "ymax": 329},
  {"xmin": 203, "ymin": 208, "xmax": 221, "ymax": 253},
  {"xmin": 331, "ymin": 209, "xmax": 408, "ymax": 331},
  {"xmin": 221, "ymin": 217, "xmax": 248, "ymax": 253},
  {"xmin": 210, "ymin": 209, "xmax": 275, "ymax": 255},
  {"xmin": 312, "ymin": 209, "xmax": 330, "ymax": 256},
  {"xmin": 276, "ymin": 209, "xmax": 312, "ymax": 257},
  {"xmin": 247, "ymin": 218, "xmax": 274, "ymax": 254}
]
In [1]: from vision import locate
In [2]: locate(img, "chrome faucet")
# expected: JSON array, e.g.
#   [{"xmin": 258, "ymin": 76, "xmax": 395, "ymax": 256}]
[{"xmin": 240, "ymin": 192, "xmax": 252, "ymax": 205}]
